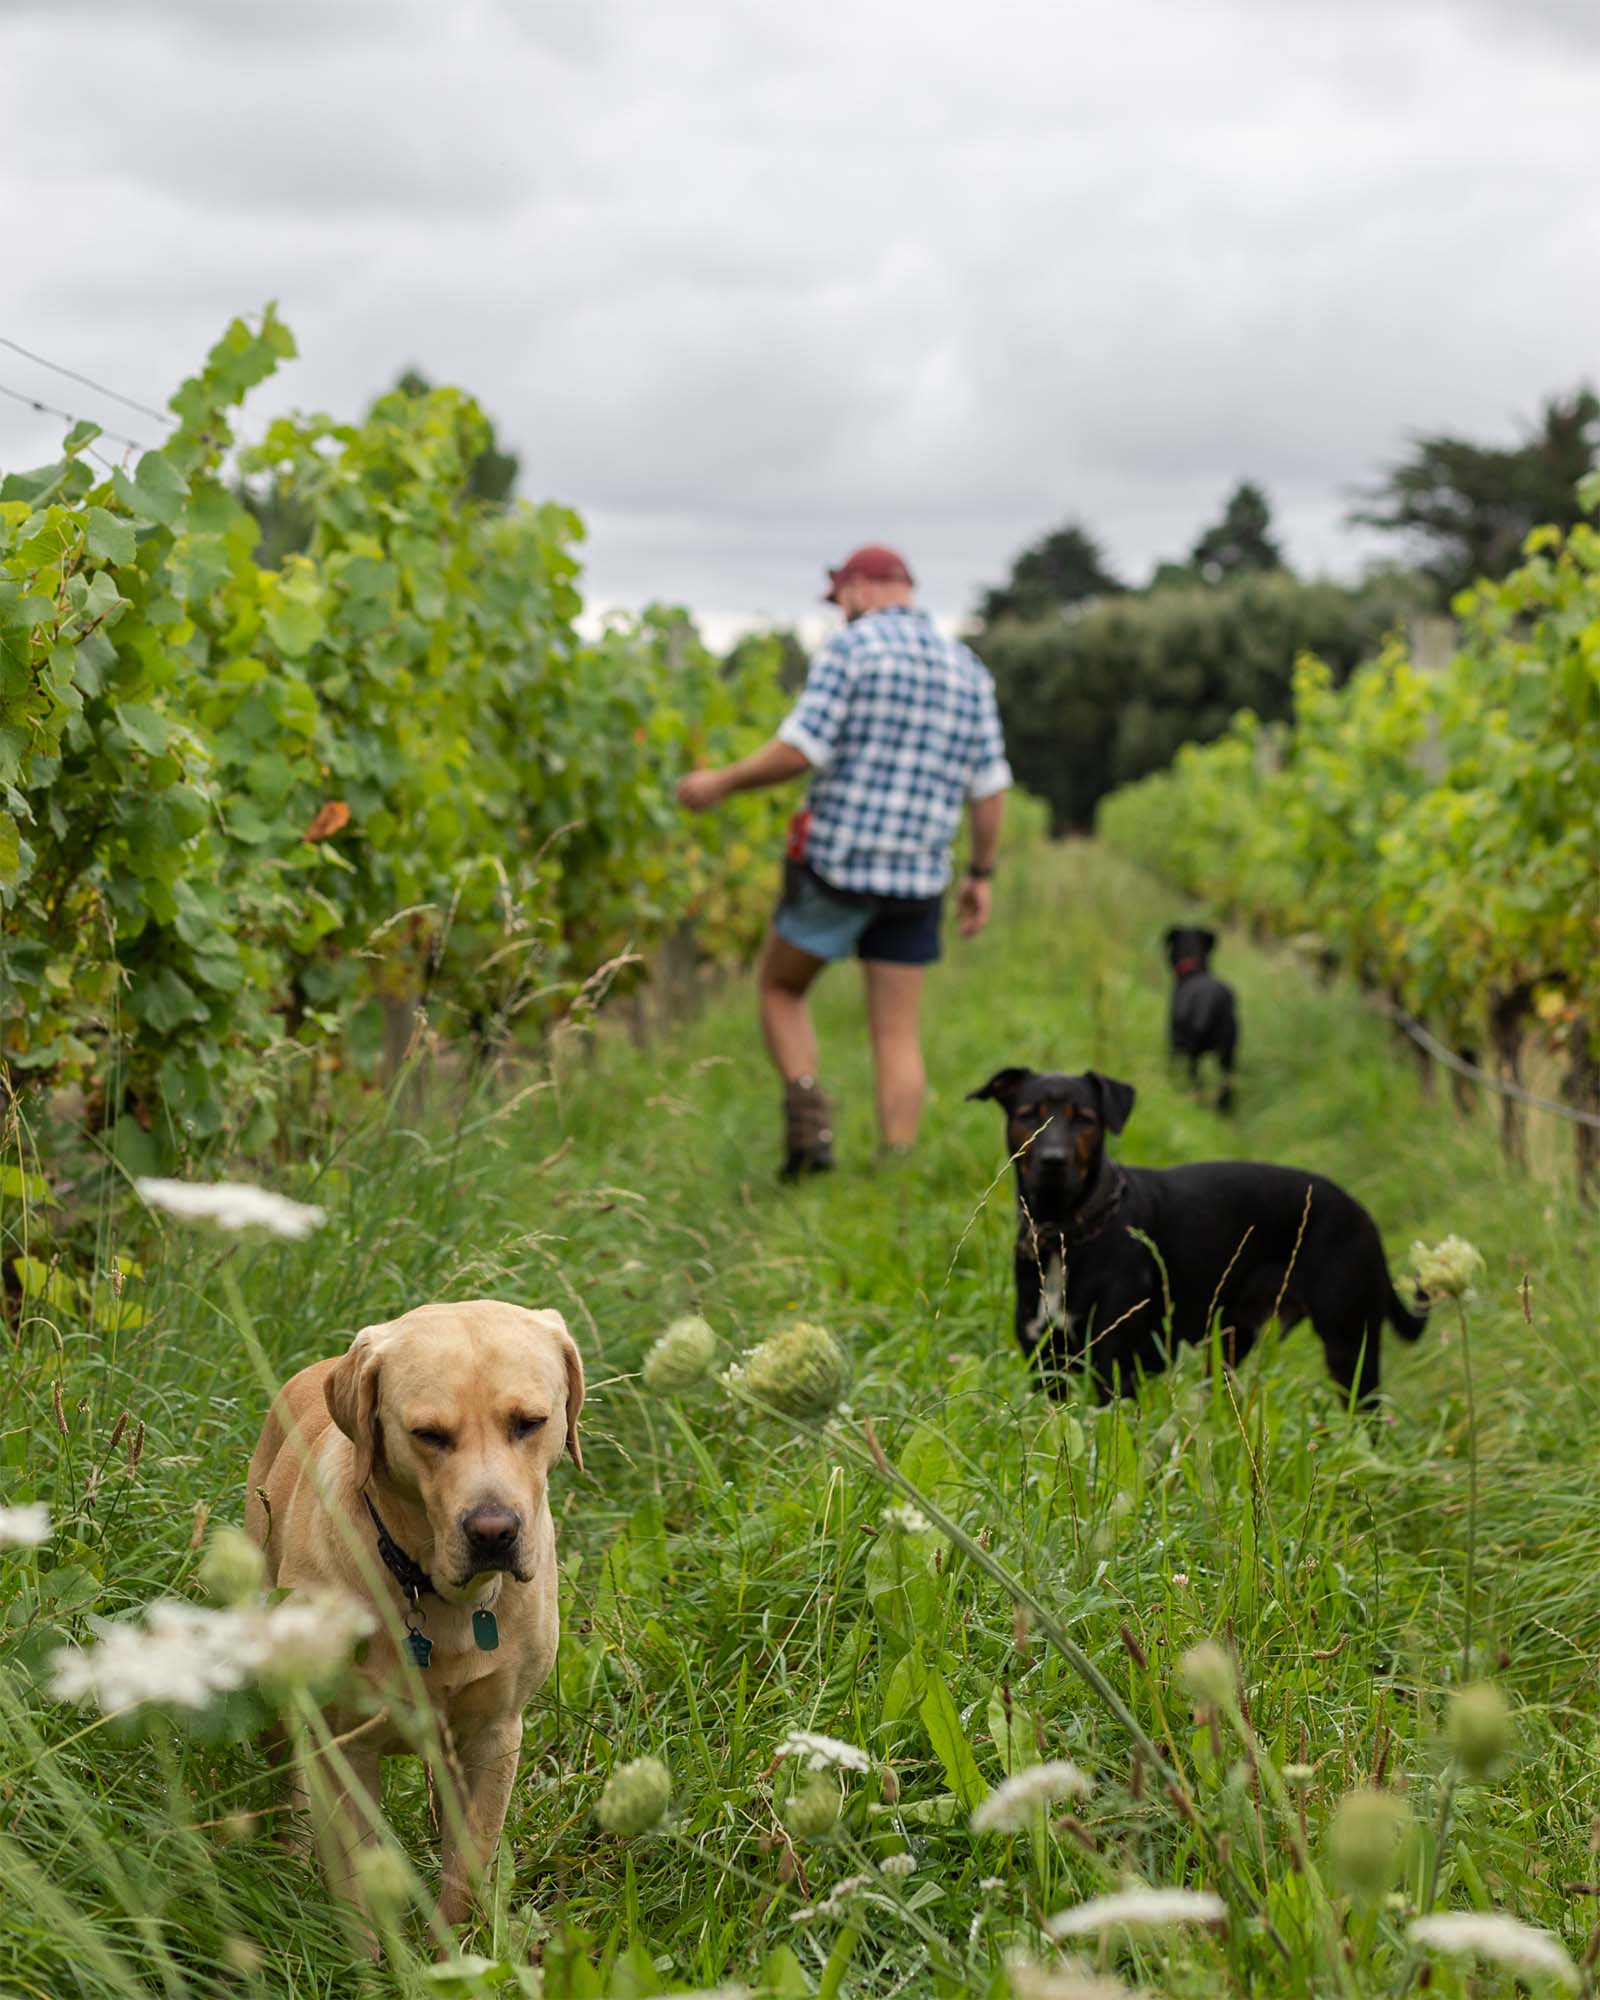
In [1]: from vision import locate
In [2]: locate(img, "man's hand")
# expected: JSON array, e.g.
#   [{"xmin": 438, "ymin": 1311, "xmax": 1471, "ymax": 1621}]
[
  {"xmin": 956, "ymin": 874, "xmax": 992, "ymax": 938},
  {"xmin": 676, "ymin": 768, "xmax": 729, "ymax": 813}
]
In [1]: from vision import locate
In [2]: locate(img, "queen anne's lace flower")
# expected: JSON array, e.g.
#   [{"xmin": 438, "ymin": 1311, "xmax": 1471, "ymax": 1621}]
[
  {"xmin": 1408, "ymin": 1913, "xmax": 1577, "ymax": 1988},
  {"xmin": 641, "ymin": 1315, "xmax": 718, "ymax": 1394},
  {"xmin": 971, "ymin": 1760, "xmax": 1093, "ymax": 1831},
  {"xmin": 1006, "ymin": 1955, "xmax": 1148, "ymax": 2000},
  {"xmin": 1045, "ymin": 1887, "xmax": 1227, "ymax": 1939},
  {"xmin": 1410, "ymin": 1235, "xmax": 1485, "ymax": 1301},
  {"xmin": 739, "ymin": 1321, "xmax": 849, "ymax": 1419},
  {"xmin": 596, "ymin": 1756, "xmax": 671, "ymax": 1836},
  {"xmin": 788, "ymin": 1873, "xmax": 872, "ymax": 1923},
  {"xmin": 52, "ymin": 1593, "xmax": 372, "ymax": 1713},
  {"xmin": 777, "ymin": 1729, "xmax": 872, "ymax": 1773},
  {"xmin": 135, "ymin": 1178, "xmax": 325, "ymax": 1241},
  {"xmin": 0, "ymin": 1503, "xmax": 50, "ymax": 1548}
]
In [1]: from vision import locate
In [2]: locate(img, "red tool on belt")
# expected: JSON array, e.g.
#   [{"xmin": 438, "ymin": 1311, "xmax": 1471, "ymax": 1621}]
[{"xmin": 785, "ymin": 810, "xmax": 812, "ymax": 862}]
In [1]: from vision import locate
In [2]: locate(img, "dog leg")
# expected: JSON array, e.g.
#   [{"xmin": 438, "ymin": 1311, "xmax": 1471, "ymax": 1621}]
[
  {"xmin": 1324, "ymin": 1324, "xmax": 1381, "ymax": 1410},
  {"xmin": 437, "ymin": 1713, "xmax": 523, "ymax": 1930},
  {"xmin": 305, "ymin": 1738, "xmax": 385, "ymax": 1952}
]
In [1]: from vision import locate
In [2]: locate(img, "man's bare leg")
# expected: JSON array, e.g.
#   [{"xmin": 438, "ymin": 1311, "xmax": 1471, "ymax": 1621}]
[{"xmin": 863, "ymin": 959, "xmax": 926, "ymax": 1150}]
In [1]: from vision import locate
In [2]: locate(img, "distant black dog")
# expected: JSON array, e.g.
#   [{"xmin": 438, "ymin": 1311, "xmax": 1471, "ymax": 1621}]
[
  {"xmin": 967, "ymin": 1066, "xmax": 1426, "ymax": 1405},
  {"xmin": 1164, "ymin": 926, "xmax": 1238, "ymax": 1110}
]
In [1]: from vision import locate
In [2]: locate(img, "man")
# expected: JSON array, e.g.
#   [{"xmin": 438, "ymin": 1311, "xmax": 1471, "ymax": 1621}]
[{"xmin": 677, "ymin": 544, "xmax": 1011, "ymax": 1178}]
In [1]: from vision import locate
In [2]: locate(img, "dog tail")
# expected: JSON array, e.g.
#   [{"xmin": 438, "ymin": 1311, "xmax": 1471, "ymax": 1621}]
[{"xmin": 1386, "ymin": 1278, "xmax": 1429, "ymax": 1343}]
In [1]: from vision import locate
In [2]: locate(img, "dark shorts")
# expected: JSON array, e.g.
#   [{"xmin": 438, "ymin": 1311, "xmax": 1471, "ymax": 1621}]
[{"xmin": 773, "ymin": 861, "xmax": 943, "ymax": 966}]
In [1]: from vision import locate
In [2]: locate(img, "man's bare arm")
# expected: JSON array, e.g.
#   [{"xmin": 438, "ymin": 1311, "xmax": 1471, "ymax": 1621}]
[
  {"xmin": 677, "ymin": 738, "xmax": 810, "ymax": 812},
  {"xmin": 966, "ymin": 790, "xmax": 1005, "ymax": 875}
]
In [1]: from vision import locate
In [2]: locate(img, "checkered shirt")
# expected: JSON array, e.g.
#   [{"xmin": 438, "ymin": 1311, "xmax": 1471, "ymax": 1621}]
[{"xmin": 777, "ymin": 606, "xmax": 1012, "ymax": 899}]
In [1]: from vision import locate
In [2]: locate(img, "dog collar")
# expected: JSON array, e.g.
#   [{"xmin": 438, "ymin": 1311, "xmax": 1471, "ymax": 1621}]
[
  {"xmin": 1172, "ymin": 957, "xmax": 1204, "ymax": 977},
  {"xmin": 1063, "ymin": 1163, "xmax": 1126, "ymax": 1244},
  {"xmin": 363, "ymin": 1492, "xmax": 437, "ymax": 1603},
  {"xmin": 362, "ymin": 1494, "xmax": 504, "ymax": 1668}
]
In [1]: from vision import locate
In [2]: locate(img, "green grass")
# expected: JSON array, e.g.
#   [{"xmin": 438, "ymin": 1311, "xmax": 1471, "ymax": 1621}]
[{"xmin": 2, "ymin": 840, "xmax": 1596, "ymax": 1999}]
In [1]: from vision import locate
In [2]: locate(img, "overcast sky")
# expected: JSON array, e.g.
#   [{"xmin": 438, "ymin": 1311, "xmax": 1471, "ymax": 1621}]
[{"xmin": 2, "ymin": 0, "xmax": 1596, "ymax": 641}]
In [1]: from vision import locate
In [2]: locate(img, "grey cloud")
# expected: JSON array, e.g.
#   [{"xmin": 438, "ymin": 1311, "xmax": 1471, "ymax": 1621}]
[{"xmin": 1, "ymin": 0, "xmax": 1595, "ymax": 627}]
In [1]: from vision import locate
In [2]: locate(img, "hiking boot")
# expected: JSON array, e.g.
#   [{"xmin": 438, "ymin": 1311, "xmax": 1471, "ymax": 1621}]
[{"xmin": 781, "ymin": 1075, "xmax": 835, "ymax": 1181}]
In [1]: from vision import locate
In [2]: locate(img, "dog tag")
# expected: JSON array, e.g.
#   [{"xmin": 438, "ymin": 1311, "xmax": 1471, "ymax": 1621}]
[
  {"xmin": 472, "ymin": 1608, "xmax": 500, "ymax": 1653},
  {"xmin": 405, "ymin": 1628, "xmax": 433, "ymax": 1669}
]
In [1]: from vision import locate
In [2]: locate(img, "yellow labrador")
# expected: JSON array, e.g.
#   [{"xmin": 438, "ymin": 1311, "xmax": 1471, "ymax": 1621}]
[{"xmin": 245, "ymin": 1299, "xmax": 584, "ymax": 1927}]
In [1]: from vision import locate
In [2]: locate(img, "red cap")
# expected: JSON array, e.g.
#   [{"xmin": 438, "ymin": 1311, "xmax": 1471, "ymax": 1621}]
[{"xmin": 823, "ymin": 544, "xmax": 914, "ymax": 603}]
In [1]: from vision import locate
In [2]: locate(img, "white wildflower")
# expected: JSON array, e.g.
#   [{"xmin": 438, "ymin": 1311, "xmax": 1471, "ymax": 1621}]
[
  {"xmin": 777, "ymin": 1729, "xmax": 872, "ymax": 1773},
  {"xmin": 881, "ymin": 1502, "xmax": 930, "ymax": 1534},
  {"xmin": 0, "ymin": 1503, "xmax": 50, "ymax": 1548},
  {"xmin": 980, "ymin": 1876, "xmax": 1008, "ymax": 1893},
  {"xmin": 879, "ymin": 1853, "xmax": 917, "ymax": 1878},
  {"xmin": 1408, "ymin": 1913, "xmax": 1577, "ymax": 1988},
  {"xmin": 971, "ymin": 1760, "xmax": 1093, "ymax": 1832},
  {"xmin": 1410, "ymin": 1235, "xmax": 1484, "ymax": 1302},
  {"xmin": 1045, "ymin": 1887, "xmax": 1228, "ymax": 1939},
  {"xmin": 788, "ymin": 1872, "xmax": 872, "ymax": 1923},
  {"xmin": 51, "ymin": 1592, "xmax": 372, "ymax": 1714},
  {"xmin": 135, "ymin": 1178, "xmax": 325, "ymax": 1242},
  {"xmin": 1006, "ymin": 1954, "xmax": 1148, "ymax": 2000}
]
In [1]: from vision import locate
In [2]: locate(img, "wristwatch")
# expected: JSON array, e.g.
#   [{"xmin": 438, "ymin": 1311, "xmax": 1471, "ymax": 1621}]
[{"xmin": 965, "ymin": 863, "xmax": 995, "ymax": 880}]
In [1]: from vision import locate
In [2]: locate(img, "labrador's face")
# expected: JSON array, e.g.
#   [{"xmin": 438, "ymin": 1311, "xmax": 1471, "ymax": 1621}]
[{"xmin": 326, "ymin": 1301, "xmax": 584, "ymax": 1602}]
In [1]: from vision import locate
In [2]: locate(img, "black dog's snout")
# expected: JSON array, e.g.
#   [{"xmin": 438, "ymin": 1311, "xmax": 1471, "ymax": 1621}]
[{"xmin": 461, "ymin": 1504, "xmax": 522, "ymax": 1564}]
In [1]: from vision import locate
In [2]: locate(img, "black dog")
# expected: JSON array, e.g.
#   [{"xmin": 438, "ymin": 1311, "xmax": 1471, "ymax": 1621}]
[
  {"xmin": 968, "ymin": 1066, "xmax": 1426, "ymax": 1405},
  {"xmin": 1164, "ymin": 926, "xmax": 1238, "ymax": 1111}
]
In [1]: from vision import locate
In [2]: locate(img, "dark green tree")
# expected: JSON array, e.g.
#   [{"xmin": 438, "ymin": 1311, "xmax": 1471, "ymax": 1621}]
[
  {"xmin": 1190, "ymin": 481, "xmax": 1284, "ymax": 583},
  {"xmin": 976, "ymin": 521, "xmax": 1123, "ymax": 625},
  {"xmin": 1351, "ymin": 386, "xmax": 1599, "ymax": 598}
]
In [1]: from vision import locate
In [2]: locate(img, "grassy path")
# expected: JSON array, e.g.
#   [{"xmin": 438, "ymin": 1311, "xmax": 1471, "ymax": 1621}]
[{"xmin": 3, "ymin": 840, "xmax": 1596, "ymax": 1998}]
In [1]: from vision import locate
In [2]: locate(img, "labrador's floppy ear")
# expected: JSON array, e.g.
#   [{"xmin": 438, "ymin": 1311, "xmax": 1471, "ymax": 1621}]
[
  {"xmin": 325, "ymin": 1325, "xmax": 385, "ymax": 1492},
  {"xmin": 1162, "ymin": 926, "xmax": 1180, "ymax": 952},
  {"xmin": 966, "ymin": 1065, "xmax": 1032, "ymax": 1107},
  {"xmin": 1199, "ymin": 927, "xmax": 1218, "ymax": 954},
  {"xmin": 558, "ymin": 1322, "xmax": 585, "ymax": 1473},
  {"xmin": 1085, "ymin": 1071, "xmax": 1138, "ymax": 1135}
]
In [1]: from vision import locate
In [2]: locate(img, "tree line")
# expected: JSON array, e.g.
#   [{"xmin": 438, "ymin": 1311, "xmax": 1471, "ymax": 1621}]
[{"xmin": 972, "ymin": 387, "xmax": 1598, "ymax": 829}]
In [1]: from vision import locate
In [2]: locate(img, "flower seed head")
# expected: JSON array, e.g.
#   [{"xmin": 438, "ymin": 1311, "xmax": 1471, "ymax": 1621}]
[
  {"xmin": 782, "ymin": 1770, "xmax": 843, "ymax": 1840},
  {"xmin": 738, "ymin": 1321, "xmax": 849, "ymax": 1420},
  {"xmin": 1328, "ymin": 1786, "xmax": 1410, "ymax": 1897},
  {"xmin": 597, "ymin": 1755, "xmax": 671, "ymax": 1836},
  {"xmin": 354, "ymin": 1845, "xmax": 412, "ymax": 1913},
  {"xmin": 1448, "ymin": 1681, "xmax": 1512, "ymax": 1778},
  {"xmin": 198, "ymin": 1527, "xmax": 266, "ymax": 1607},
  {"xmin": 1179, "ymin": 1641, "xmax": 1234, "ymax": 1709},
  {"xmin": 1410, "ymin": 1236, "xmax": 1485, "ymax": 1302},
  {"xmin": 642, "ymin": 1314, "xmax": 718, "ymax": 1394}
]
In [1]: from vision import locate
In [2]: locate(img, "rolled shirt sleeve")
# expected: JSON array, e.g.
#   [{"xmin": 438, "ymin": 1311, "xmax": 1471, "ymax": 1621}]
[
  {"xmin": 776, "ymin": 638, "xmax": 855, "ymax": 772},
  {"xmin": 966, "ymin": 673, "xmax": 1013, "ymax": 800}
]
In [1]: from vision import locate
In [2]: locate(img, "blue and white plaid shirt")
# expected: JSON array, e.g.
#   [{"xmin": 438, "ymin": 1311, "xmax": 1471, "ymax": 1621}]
[{"xmin": 777, "ymin": 607, "xmax": 1012, "ymax": 899}]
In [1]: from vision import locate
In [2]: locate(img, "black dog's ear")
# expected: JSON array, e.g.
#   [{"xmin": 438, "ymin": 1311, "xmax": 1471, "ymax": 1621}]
[
  {"xmin": 1162, "ymin": 926, "xmax": 1180, "ymax": 951},
  {"xmin": 967, "ymin": 1066, "xmax": 1031, "ymax": 1107},
  {"xmin": 1084, "ymin": 1071, "xmax": 1137, "ymax": 1134},
  {"xmin": 1199, "ymin": 927, "xmax": 1218, "ymax": 953}
]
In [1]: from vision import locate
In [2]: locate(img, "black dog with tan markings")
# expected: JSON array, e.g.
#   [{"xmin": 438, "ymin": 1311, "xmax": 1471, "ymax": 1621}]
[{"xmin": 968, "ymin": 1066, "xmax": 1426, "ymax": 1405}]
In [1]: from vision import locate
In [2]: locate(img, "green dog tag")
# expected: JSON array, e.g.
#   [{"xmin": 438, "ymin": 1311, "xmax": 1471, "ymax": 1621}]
[
  {"xmin": 405, "ymin": 1629, "xmax": 433, "ymax": 1669},
  {"xmin": 472, "ymin": 1609, "xmax": 500, "ymax": 1652}
]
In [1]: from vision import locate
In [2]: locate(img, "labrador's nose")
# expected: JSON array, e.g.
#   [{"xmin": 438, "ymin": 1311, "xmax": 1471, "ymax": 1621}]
[{"xmin": 461, "ymin": 1504, "xmax": 522, "ymax": 1565}]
